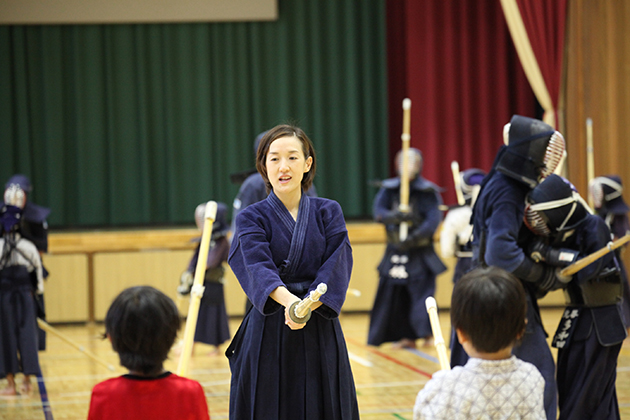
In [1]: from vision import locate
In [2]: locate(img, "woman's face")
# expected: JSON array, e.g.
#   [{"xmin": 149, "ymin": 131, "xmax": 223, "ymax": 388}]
[{"xmin": 266, "ymin": 136, "xmax": 312, "ymax": 196}]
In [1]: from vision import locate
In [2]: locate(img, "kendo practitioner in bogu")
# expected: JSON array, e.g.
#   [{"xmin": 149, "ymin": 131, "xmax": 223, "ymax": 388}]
[
  {"xmin": 368, "ymin": 147, "xmax": 446, "ymax": 349},
  {"xmin": 439, "ymin": 167, "xmax": 486, "ymax": 366},
  {"xmin": 524, "ymin": 174, "xmax": 626, "ymax": 420},
  {"xmin": 177, "ymin": 202, "xmax": 231, "ymax": 356},
  {"xmin": 470, "ymin": 115, "xmax": 566, "ymax": 420},
  {"xmin": 590, "ymin": 175, "xmax": 630, "ymax": 331},
  {"xmin": 1, "ymin": 175, "xmax": 50, "ymax": 350},
  {"xmin": 0, "ymin": 182, "xmax": 44, "ymax": 395}
]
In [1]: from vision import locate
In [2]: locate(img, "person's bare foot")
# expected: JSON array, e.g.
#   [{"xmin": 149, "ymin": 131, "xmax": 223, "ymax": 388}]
[
  {"xmin": 19, "ymin": 380, "xmax": 33, "ymax": 396},
  {"xmin": 422, "ymin": 337, "xmax": 435, "ymax": 348},
  {"xmin": 172, "ymin": 340, "xmax": 184, "ymax": 356},
  {"xmin": 392, "ymin": 338, "xmax": 417, "ymax": 349},
  {"xmin": 208, "ymin": 346, "xmax": 221, "ymax": 356},
  {"xmin": 0, "ymin": 385, "xmax": 17, "ymax": 396}
]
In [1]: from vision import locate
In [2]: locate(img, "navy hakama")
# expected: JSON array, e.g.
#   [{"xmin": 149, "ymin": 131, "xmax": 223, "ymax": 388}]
[
  {"xmin": 227, "ymin": 192, "xmax": 359, "ymax": 420},
  {"xmin": 367, "ymin": 251, "xmax": 439, "ymax": 344},
  {"xmin": 0, "ymin": 272, "xmax": 41, "ymax": 378},
  {"xmin": 194, "ymin": 281, "xmax": 230, "ymax": 346},
  {"xmin": 0, "ymin": 235, "xmax": 43, "ymax": 379},
  {"xmin": 556, "ymin": 309, "xmax": 622, "ymax": 420},
  {"xmin": 549, "ymin": 216, "xmax": 626, "ymax": 420},
  {"xmin": 368, "ymin": 177, "xmax": 446, "ymax": 346}
]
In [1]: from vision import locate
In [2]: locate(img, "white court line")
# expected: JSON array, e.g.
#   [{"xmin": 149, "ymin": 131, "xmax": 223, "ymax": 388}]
[
  {"xmin": 36, "ymin": 373, "xmax": 116, "ymax": 382},
  {"xmin": 0, "ymin": 399, "xmax": 89, "ymax": 409},
  {"xmin": 189, "ymin": 368, "xmax": 232, "ymax": 375},
  {"xmin": 348, "ymin": 352, "xmax": 373, "ymax": 367},
  {"xmin": 355, "ymin": 380, "xmax": 428, "ymax": 389},
  {"xmin": 35, "ymin": 368, "xmax": 230, "ymax": 383},
  {"xmin": 199, "ymin": 379, "xmax": 231, "ymax": 387},
  {"xmin": 359, "ymin": 407, "xmax": 414, "ymax": 415},
  {"xmin": 49, "ymin": 391, "xmax": 92, "ymax": 398},
  {"xmin": 203, "ymin": 391, "xmax": 231, "ymax": 398}
]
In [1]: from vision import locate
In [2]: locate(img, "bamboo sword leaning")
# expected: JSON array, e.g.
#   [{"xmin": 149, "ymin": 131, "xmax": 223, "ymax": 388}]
[
  {"xmin": 37, "ymin": 319, "xmax": 115, "ymax": 372},
  {"xmin": 177, "ymin": 201, "xmax": 217, "ymax": 377},
  {"xmin": 425, "ymin": 297, "xmax": 450, "ymax": 371}
]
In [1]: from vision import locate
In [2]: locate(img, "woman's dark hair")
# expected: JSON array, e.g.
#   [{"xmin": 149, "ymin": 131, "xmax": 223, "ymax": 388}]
[
  {"xmin": 255, "ymin": 124, "xmax": 316, "ymax": 193},
  {"xmin": 451, "ymin": 266, "xmax": 527, "ymax": 353},
  {"xmin": 105, "ymin": 286, "xmax": 180, "ymax": 376}
]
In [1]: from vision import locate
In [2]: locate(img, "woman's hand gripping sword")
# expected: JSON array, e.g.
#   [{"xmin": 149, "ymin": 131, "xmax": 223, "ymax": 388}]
[
  {"xmin": 288, "ymin": 283, "xmax": 327, "ymax": 324},
  {"xmin": 425, "ymin": 297, "xmax": 451, "ymax": 371}
]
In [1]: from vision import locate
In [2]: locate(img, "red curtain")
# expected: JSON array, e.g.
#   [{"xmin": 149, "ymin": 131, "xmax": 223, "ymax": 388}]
[
  {"xmin": 516, "ymin": 0, "xmax": 568, "ymax": 123},
  {"xmin": 386, "ymin": 0, "xmax": 537, "ymax": 206}
]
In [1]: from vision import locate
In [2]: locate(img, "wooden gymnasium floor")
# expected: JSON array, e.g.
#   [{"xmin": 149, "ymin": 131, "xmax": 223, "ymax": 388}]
[{"xmin": 3, "ymin": 309, "xmax": 630, "ymax": 420}]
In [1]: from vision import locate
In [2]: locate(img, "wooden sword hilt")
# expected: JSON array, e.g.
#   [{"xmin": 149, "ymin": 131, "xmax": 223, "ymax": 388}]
[{"xmin": 288, "ymin": 283, "xmax": 327, "ymax": 324}]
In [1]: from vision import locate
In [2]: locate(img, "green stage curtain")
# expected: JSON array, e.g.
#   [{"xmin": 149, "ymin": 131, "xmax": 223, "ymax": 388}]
[{"xmin": 0, "ymin": 0, "xmax": 388, "ymax": 227}]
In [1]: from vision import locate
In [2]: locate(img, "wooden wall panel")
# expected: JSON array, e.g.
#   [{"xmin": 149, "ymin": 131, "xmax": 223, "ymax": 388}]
[
  {"xmin": 223, "ymin": 266, "xmax": 247, "ymax": 317},
  {"xmin": 93, "ymin": 250, "xmax": 191, "ymax": 321},
  {"xmin": 46, "ymin": 222, "xmax": 566, "ymax": 324},
  {"xmin": 563, "ymin": 0, "xmax": 630, "ymax": 273},
  {"xmin": 41, "ymin": 254, "xmax": 89, "ymax": 323},
  {"xmin": 344, "ymin": 243, "xmax": 385, "ymax": 312}
]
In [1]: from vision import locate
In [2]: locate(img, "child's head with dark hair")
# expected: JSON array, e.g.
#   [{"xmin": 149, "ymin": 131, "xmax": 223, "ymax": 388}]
[
  {"xmin": 451, "ymin": 266, "xmax": 527, "ymax": 355},
  {"xmin": 105, "ymin": 286, "xmax": 180, "ymax": 376}
]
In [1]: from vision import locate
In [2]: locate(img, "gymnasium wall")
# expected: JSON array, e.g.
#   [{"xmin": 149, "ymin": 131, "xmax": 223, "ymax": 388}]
[
  {"xmin": 563, "ymin": 0, "xmax": 630, "ymax": 272},
  {"xmin": 41, "ymin": 224, "xmax": 565, "ymax": 324}
]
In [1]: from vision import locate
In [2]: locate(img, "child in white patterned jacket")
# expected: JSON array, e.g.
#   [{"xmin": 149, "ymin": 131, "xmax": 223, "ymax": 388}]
[{"xmin": 414, "ymin": 266, "xmax": 545, "ymax": 420}]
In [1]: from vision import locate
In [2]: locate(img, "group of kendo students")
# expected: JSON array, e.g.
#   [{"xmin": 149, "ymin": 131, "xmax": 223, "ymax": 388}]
[
  {"xmin": 2, "ymin": 117, "xmax": 629, "ymax": 420},
  {"xmin": 368, "ymin": 114, "xmax": 630, "ymax": 420}
]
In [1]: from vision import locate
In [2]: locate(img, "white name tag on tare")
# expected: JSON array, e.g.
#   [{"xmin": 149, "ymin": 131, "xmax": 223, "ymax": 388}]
[{"xmin": 559, "ymin": 252, "xmax": 575, "ymax": 262}]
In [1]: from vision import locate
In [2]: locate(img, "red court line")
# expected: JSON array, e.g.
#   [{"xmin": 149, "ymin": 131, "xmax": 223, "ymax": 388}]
[{"xmin": 346, "ymin": 338, "xmax": 433, "ymax": 379}]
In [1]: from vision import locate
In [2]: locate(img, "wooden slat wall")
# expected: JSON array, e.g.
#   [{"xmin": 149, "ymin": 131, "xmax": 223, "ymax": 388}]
[
  {"xmin": 42, "ymin": 223, "xmax": 563, "ymax": 323},
  {"xmin": 563, "ymin": 0, "xmax": 630, "ymax": 271},
  {"xmin": 41, "ymin": 254, "xmax": 89, "ymax": 323},
  {"xmin": 49, "ymin": 228, "xmax": 201, "ymax": 253}
]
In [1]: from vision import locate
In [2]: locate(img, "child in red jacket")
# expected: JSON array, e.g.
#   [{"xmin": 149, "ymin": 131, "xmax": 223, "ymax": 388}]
[{"xmin": 88, "ymin": 286, "xmax": 210, "ymax": 420}]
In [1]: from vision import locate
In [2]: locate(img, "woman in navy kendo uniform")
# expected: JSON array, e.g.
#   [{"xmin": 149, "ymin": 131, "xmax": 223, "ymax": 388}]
[
  {"xmin": 231, "ymin": 132, "xmax": 318, "ymax": 314},
  {"xmin": 227, "ymin": 125, "xmax": 358, "ymax": 420},
  {"xmin": 470, "ymin": 115, "xmax": 568, "ymax": 420}
]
